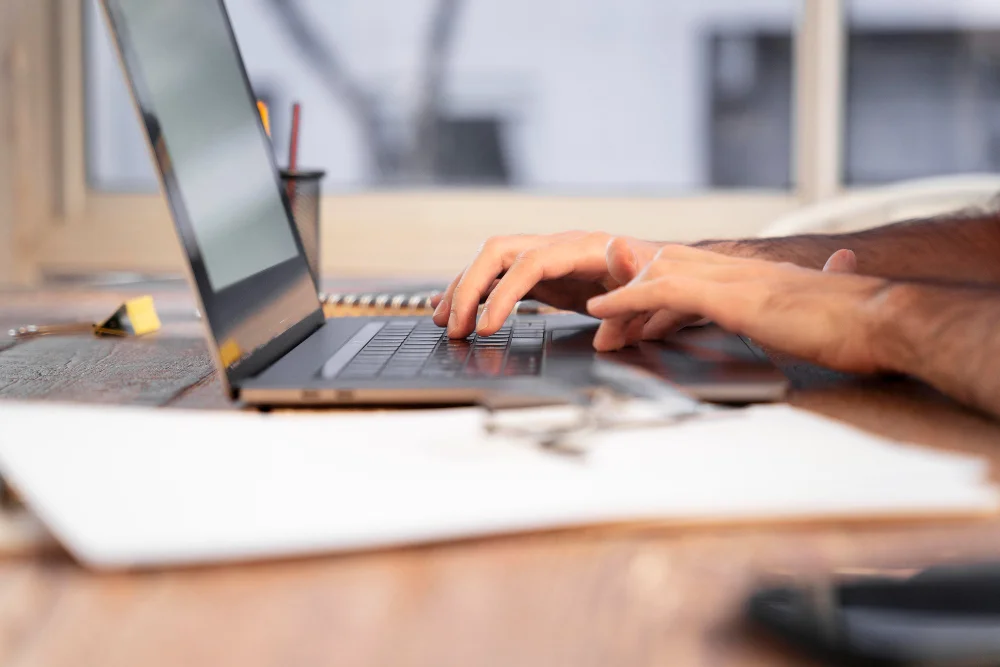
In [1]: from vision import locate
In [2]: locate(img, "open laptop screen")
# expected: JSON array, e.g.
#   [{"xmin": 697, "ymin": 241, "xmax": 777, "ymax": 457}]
[{"xmin": 102, "ymin": 0, "xmax": 324, "ymax": 387}]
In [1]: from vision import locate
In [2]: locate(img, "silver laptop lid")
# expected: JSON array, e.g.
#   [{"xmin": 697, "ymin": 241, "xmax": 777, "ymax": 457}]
[{"xmin": 100, "ymin": 0, "xmax": 324, "ymax": 391}]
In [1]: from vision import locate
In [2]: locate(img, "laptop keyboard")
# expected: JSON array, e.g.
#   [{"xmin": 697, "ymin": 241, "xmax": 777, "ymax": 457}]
[{"xmin": 330, "ymin": 319, "xmax": 546, "ymax": 380}]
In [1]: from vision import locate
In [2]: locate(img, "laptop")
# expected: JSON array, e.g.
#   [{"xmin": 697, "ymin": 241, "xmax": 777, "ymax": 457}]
[{"xmin": 100, "ymin": 0, "xmax": 788, "ymax": 407}]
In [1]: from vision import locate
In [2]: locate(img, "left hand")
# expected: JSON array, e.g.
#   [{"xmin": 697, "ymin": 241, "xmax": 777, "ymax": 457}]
[{"xmin": 585, "ymin": 245, "xmax": 890, "ymax": 374}]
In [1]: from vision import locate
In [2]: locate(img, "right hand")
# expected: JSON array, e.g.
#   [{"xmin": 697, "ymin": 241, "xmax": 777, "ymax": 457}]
[
  {"xmin": 430, "ymin": 231, "xmax": 662, "ymax": 338},
  {"xmin": 592, "ymin": 246, "xmax": 861, "ymax": 351}
]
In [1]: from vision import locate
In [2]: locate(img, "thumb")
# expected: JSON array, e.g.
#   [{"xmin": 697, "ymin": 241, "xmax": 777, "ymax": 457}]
[
  {"xmin": 606, "ymin": 237, "xmax": 639, "ymax": 285},
  {"xmin": 822, "ymin": 248, "xmax": 858, "ymax": 274}
]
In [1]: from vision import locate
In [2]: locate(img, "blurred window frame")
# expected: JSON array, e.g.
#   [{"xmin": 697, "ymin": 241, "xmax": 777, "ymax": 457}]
[{"xmin": 3, "ymin": 0, "xmax": 847, "ymax": 282}]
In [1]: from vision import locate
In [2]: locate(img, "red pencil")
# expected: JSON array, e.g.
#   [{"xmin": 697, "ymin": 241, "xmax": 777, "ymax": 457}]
[
  {"xmin": 288, "ymin": 102, "xmax": 301, "ymax": 174},
  {"xmin": 286, "ymin": 102, "xmax": 301, "ymax": 202}
]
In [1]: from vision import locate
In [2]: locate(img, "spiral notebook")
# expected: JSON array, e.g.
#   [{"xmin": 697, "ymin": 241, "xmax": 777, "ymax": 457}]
[
  {"xmin": 321, "ymin": 285, "xmax": 557, "ymax": 318},
  {"xmin": 322, "ymin": 288, "xmax": 438, "ymax": 316}
]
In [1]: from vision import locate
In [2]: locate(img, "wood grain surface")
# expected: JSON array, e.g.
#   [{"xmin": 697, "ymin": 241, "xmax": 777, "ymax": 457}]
[
  {"xmin": 0, "ymin": 336, "xmax": 213, "ymax": 406},
  {"xmin": 1, "ymin": 282, "xmax": 1000, "ymax": 667}
]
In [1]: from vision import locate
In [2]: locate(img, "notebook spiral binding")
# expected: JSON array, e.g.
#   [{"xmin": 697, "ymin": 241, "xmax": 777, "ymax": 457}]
[
  {"xmin": 321, "ymin": 291, "xmax": 553, "ymax": 316},
  {"xmin": 323, "ymin": 291, "xmax": 437, "ymax": 314}
]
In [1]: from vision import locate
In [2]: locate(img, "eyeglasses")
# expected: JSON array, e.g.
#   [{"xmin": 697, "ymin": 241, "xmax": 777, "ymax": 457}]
[{"xmin": 480, "ymin": 361, "xmax": 730, "ymax": 457}]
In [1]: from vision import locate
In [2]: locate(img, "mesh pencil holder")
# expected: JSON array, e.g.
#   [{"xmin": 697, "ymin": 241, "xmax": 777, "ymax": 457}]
[{"xmin": 281, "ymin": 169, "xmax": 326, "ymax": 284}]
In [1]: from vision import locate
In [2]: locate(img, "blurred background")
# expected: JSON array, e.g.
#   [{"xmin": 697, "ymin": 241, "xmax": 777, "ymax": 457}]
[
  {"xmin": 3, "ymin": 0, "xmax": 1000, "ymax": 282},
  {"xmin": 86, "ymin": 0, "xmax": 1000, "ymax": 193}
]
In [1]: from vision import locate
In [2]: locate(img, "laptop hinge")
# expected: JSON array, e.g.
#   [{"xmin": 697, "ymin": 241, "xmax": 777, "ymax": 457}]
[{"xmin": 228, "ymin": 308, "xmax": 326, "ymax": 389}]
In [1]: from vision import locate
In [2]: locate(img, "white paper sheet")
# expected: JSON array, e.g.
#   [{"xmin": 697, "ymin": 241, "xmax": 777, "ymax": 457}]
[{"xmin": 0, "ymin": 401, "xmax": 994, "ymax": 570}]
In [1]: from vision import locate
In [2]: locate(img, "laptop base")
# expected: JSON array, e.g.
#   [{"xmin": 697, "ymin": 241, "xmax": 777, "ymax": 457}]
[{"xmin": 238, "ymin": 314, "xmax": 788, "ymax": 407}]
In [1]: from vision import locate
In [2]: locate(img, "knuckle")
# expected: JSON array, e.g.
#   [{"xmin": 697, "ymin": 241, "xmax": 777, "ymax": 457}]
[
  {"xmin": 882, "ymin": 281, "xmax": 918, "ymax": 310},
  {"xmin": 515, "ymin": 248, "xmax": 543, "ymax": 269},
  {"xmin": 646, "ymin": 257, "xmax": 669, "ymax": 278},
  {"xmin": 478, "ymin": 236, "xmax": 504, "ymax": 255}
]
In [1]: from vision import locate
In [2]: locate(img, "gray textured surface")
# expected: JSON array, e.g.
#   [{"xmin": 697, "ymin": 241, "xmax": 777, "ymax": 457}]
[{"xmin": 0, "ymin": 336, "xmax": 213, "ymax": 407}]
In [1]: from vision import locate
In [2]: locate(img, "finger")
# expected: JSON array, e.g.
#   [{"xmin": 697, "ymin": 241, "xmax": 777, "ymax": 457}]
[
  {"xmin": 447, "ymin": 236, "xmax": 543, "ymax": 336},
  {"xmin": 633, "ymin": 255, "xmax": 779, "ymax": 288},
  {"xmin": 641, "ymin": 309, "xmax": 703, "ymax": 340},
  {"xmin": 588, "ymin": 275, "xmax": 729, "ymax": 324},
  {"xmin": 594, "ymin": 314, "xmax": 646, "ymax": 352},
  {"xmin": 475, "ymin": 236, "xmax": 613, "ymax": 336},
  {"xmin": 433, "ymin": 272, "xmax": 464, "ymax": 326},
  {"xmin": 605, "ymin": 237, "xmax": 639, "ymax": 286},
  {"xmin": 525, "ymin": 281, "xmax": 602, "ymax": 310},
  {"xmin": 622, "ymin": 314, "xmax": 649, "ymax": 348},
  {"xmin": 822, "ymin": 248, "xmax": 857, "ymax": 274}
]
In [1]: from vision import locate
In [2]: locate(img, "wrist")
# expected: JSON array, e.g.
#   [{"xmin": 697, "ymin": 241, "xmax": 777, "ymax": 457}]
[{"xmin": 866, "ymin": 282, "xmax": 923, "ymax": 375}]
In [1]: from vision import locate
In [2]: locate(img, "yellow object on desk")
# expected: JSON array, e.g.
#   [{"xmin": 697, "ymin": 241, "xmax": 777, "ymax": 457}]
[{"xmin": 93, "ymin": 295, "xmax": 162, "ymax": 337}]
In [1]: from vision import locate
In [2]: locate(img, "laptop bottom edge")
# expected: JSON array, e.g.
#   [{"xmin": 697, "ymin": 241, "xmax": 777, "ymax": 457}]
[{"xmin": 238, "ymin": 381, "xmax": 787, "ymax": 409}]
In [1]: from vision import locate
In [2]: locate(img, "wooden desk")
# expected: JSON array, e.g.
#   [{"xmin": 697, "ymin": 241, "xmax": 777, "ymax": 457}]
[{"xmin": 2, "ymin": 282, "xmax": 1000, "ymax": 667}]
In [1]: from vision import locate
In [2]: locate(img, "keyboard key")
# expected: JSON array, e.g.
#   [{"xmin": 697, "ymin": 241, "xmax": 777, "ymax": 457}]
[{"xmin": 328, "ymin": 319, "xmax": 546, "ymax": 379}]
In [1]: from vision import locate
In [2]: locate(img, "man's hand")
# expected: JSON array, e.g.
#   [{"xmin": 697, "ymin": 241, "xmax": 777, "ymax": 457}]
[
  {"xmin": 430, "ymin": 232, "xmax": 662, "ymax": 338},
  {"xmin": 586, "ymin": 245, "xmax": 889, "ymax": 373},
  {"xmin": 430, "ymin": 231, "xmax": 862, "ymax": 341},
  {"xmin": 596, "ymin": 245, "xmax": 862, "ymax": 349}
]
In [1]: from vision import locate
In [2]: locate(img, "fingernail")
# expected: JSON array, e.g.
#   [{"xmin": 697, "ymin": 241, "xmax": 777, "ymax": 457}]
[
  {"xmin": 587, "ymin": 295, "xmax": 606, "ymax": 311},
  {"xmin": 447, "ymin": 310, "xmax": 457, "ymax": 335},
  {"xmin": 433, "ymin": 300, "xmax": 448, "ymax": 320},
  {"xmin": 476, "ymin": 307, "xmax": 490, "ymax": 334}
]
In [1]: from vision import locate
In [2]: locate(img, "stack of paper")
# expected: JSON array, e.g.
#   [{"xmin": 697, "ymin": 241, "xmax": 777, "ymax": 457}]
[{"xmin": 0, "ymin": 402, "xmax": 993, "ymax": 570}]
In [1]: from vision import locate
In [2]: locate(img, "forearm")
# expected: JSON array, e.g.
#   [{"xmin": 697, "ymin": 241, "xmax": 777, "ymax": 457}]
[
  {"xmin": 698, "ymin": 212, "xmax": 1000, "ymax": 284},
  {"xmin": 872, "ymin": 283, "xmax": 1000, "ymax": 418}
]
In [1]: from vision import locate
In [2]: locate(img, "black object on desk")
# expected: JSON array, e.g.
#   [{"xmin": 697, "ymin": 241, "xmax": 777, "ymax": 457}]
[{"xmin": 746, "ymin": 562, "xmax": 1000, "ymax": 666}]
